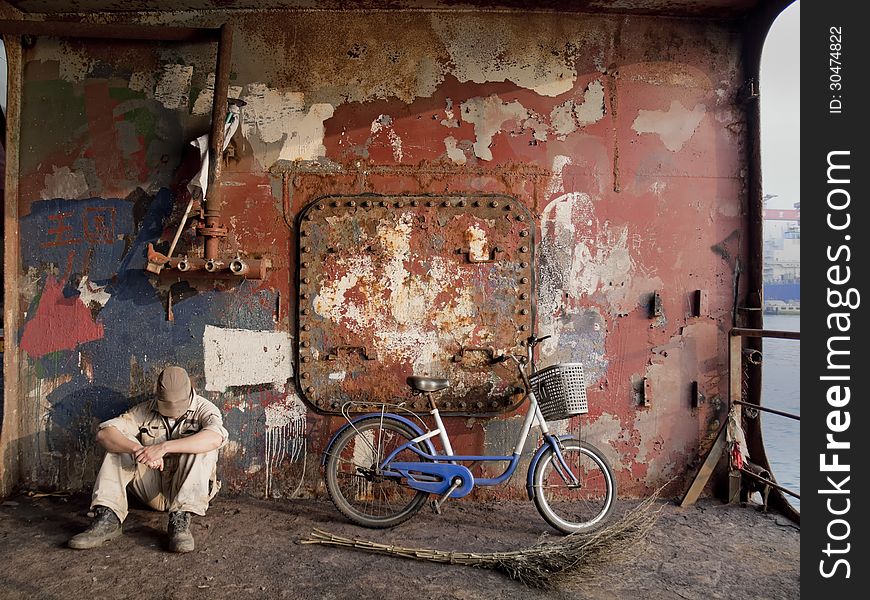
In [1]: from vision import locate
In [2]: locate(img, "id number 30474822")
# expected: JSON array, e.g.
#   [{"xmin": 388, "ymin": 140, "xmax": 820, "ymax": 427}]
[{"xmin": 829, "ymin": 26, "xmax": 843, "ymax": 114}]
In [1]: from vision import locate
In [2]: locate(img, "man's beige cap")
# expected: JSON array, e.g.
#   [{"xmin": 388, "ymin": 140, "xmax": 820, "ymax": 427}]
[{"xmin": 156, "ymin": 366, "xmax": 192, "ymax": 418}]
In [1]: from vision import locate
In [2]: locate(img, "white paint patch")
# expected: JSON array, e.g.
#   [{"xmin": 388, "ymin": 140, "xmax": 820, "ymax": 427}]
[
  {"xmin": 550, "ymin": 80, "xmax": 606, "ymax": 139},
  {"xmin": 203, "ymin": 325, "xmax": 293, "ymax": 392},
  {"xmin": 328, "ymin": 371, "xmax": 347, "ymax": 381},
  {"xmin": 77, "ymin": 276, "xmax": 111, "ymax": 309},
  {"xmin": 461, "ymin": 95, "xmax": 528, "ymax": 161},
  {"xmin": 632, "ymin": 101, "xmax": 706, "ymax": 152},
  {"xmin": 466, "ymin": 224, "xmax": 489, "ymax": 262},
  {"xmin": 191, "ymin": 72, "xmax": 244, "ymax": 115},
  {"xmin": 432, "ymin": 16, "xmax": 576, "ymax": 96},
  {"xmin": 154, "ymin": 64, "xmax": 194, "ymax": 111},
  {"xmin": 264, "ymin": 394, "xmax": 306, "ymax": 498},
  {"xmin": 441, "ymin": 98, "xmax": 459, "ymax": 128},
  {"xmin": 240, "ymin": 83, "xmax": 335, "ymax": 161},
  {"xmin": 444, "ymin": 136, "xmax": 467, "ymax": 165},
  {"xmin": 41, "ymin": 166, "xmax": 89, "ymax": 200},
  {"xmin": 54, "ymin": 42, "xmax": 94, "ymax": 82},
  {"xmin": 370, "ymin": 114, "xmax": 404, "ymax": 162}
]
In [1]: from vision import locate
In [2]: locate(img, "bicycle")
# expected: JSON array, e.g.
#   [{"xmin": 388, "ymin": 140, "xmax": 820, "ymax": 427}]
[{"xmin": 322, "ymin": 335, "xmax": 616, "ymax": 534}]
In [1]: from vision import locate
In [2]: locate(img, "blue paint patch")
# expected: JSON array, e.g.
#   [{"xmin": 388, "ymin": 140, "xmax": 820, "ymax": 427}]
[{"xmin": 21, "ymin": 197, "xmax": 136, "ymax": 282}]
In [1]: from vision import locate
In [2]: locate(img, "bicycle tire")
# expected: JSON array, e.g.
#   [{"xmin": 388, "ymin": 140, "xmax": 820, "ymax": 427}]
[
  {"xmin": 325, "ymin": 417, "xmax": 429, "ymax": 528},
  {"xmin": 531, "ymin": 439, "xmax": 616, "ymax": 534}
]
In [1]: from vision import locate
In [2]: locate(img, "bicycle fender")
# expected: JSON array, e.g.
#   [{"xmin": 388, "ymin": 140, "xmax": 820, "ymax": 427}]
[
  {"xmin": 321, "ymin": 413, "xmax": 436, "ymax": 467},
  {"xmin": 526, "ymin": 434, "xmax": 576, "ymax": 500}
]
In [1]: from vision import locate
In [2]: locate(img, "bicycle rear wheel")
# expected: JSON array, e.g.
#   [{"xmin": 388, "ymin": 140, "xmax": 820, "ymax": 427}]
[
  {"xmin": 325, "ymin": 417, "xmax": 429, "ymax": 528},
  {"xmin": 532, "ymin": 439, "xmax": 616, "ymax": 534}
]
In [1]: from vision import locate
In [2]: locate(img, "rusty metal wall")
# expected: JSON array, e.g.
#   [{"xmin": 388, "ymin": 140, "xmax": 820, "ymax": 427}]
[{"xmin": 6, "ymin": 10, "xmax": 748, "ymax": 499}]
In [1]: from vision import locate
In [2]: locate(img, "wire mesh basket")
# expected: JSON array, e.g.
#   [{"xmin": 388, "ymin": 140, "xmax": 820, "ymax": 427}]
[{"xmin": 528, "ymin": 362, "xmax": 588, "ymax": 421}]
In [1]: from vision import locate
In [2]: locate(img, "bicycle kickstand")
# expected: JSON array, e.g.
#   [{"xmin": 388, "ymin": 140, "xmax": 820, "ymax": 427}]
[{"xmin": 431, "ymin": 477, "xmax": 463, "ymax": 515}]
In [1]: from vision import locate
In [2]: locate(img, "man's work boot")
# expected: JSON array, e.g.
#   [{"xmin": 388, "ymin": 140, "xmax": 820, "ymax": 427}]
[
  {"xmin": 68, "ymin": 506, "xmax": 122, "ymax": 549},
  {"xmin": 168, "ymin": 511, "xmax": 195, "ymax": 553}
]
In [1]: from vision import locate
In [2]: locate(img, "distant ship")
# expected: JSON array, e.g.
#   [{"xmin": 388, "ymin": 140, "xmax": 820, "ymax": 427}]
[{"xmin": 763, "ymin": 203, "xmax": 799, "ymax": 314}]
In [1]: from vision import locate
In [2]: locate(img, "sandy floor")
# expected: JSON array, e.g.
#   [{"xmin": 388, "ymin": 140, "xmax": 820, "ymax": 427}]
[{"xmin": 0, "ymin": 492, "xmax": 799, "ymax": 600}]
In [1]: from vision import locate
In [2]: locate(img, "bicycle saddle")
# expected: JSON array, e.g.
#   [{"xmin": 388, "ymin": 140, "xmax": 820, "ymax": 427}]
[{"xmin": 407, "ymin": 376, "xmax": 450, "ymax": 393}]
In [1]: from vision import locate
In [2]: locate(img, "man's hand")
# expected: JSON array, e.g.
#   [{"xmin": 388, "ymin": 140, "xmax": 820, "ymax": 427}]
[
  {"xmin": 135, "ymin": 442, "xmax": 168, "ymax": 465},
  {"xmin": 146, "ymin": 458, "xmax": 164, "ymax": 471}
]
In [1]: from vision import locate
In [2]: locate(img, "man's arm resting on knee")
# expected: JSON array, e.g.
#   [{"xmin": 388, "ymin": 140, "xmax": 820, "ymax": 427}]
[
  {"xmin": 133, "ymin": 430, "xmax": 223, "ymax": 464},
  {"xmin": 96, "ymin": 426, "xmax": 144, "ymax": 454}
]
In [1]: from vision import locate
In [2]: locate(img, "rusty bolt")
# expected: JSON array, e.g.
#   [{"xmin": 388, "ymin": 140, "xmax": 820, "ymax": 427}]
[
  {"xmin": 520, "ymin": 246, "xmax": 529, "ymax": 253},
  {"xmin": 301, "ymin": 230, "xmax": 309, "ymax": 237},
  {"xmin": 444, "ymin": 402, "xmax": 451, "ymax": 409},
  {"xmin": 491, "ymin": 401, "xmax": 499, "ymax": 408},
  {"xmin": 302, "ymin": 246, "xmax": 311, "ymax": 253},
  {"xmin": 459, "ymin": 402, "xmax": 467, "ymax": 409},
  {"xmin": 520, "ymin": 324, "xmax": 529, "ymax": 331},
  {"xmin": 458, "ymin": 200, "xmax": 467, "ymax": 207},
  {"xmin": 301, "ymin": 262, "xmax": 309, "ymax": 269},
  {"xmin": 517, "ymin": 215, "xmax": 525, "ymax": 222},
  {"xmin": 316, "ymin": 203, "xmax": 325, "ymax": 210},
  {"xmin": 519, "ymin": 230, "xmax": 529, "ymax": 237},
  {"xmin": 363, "ymin": 200, "xmax": 372, "ymax": 207},
  {"xmin": 473, "ymin": 200, "xmax": 481, "ymax": 207},
  {"xmin": 427, "ymin": 201, "xmax": 436, "ymax": 207},
  {"xmin": 396, "ymin": 201, "xmax": 404, "ymax": 208},
  {"xmin": 302, "ymin": 325, "xmax": 311, "ymax": 331},
  {"xmin": 520, "ymin": 293, "xmax": 529, "ymax": 300},
  {"xmin": 301, "ymin": 308, "xmax": 310, "ymax": 315},
  {"xmin": 476, "ymin": 402, "xmax": 483, "ymax": 409},
  {"xmin": 301, "ymin": 293, "xmax": 309, "ymax": 300},
  {"xmin": 520, "ymin": 261, "xmax": 528, "ymax": 268},
  {"xmin": 348, "ymin": 200, "xmax": 356, "ymax": 207},
  {"xmin": 521, "ymin": 277, "xmax": 529, "ymax": 284},
  {"xmin": 379, "ymin": 201, "xmax": 387, "ymax": 207},
  {"xmin": 306, "ymin": 386, "xmax": 315, "ymax": 393},
  {"xmin": 332, "ymin": 200, "xmax": 341, "ymax": 207},
  {"xmin": 304, "ymin": 214, "xmax": 313, "ymax": 221},
  {"xmin": 443, "ymin": 200, "xmax": 451, "ymax": 207},
  {"xmin": 302, "ymin": 340, "xmax": 310, "ymax": 347},
  {"xmin": 411, "ymin": 200, "xmax": 419, "ymax": 207},
  {"xmin": 490, "ymin": 201, "xmax": 499, "ymax": 208},
  {"xmin": 301, "ymin": 372, "xmax": 310, "ymax": 379},
  {"xmin": 520, "ymin": 308, "xmax": 529, "ymax": 315},
  {"xmin": 505, "ymin": 204, "xmax": 513, "ymax": 211},
  {"xmin": 302, "ymin": 356, "xmax": 311, "ymax": 363},
  {"xmin": 331, "ymin": 401, "xmax": 340, "ymax": 408},
  {"xmin": 303, "ymin": 277, "xmax": 311, "ymax": 284}
]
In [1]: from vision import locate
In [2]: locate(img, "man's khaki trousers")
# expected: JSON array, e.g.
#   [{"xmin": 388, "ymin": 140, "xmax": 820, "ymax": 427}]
[{"xmin": 90, "ymin": 450, "xmax": 219, "ymax": 522}]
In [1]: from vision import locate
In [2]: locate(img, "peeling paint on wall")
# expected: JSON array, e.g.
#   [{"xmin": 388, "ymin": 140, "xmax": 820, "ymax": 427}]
[
  {"xmin": 550, "ymin": 80, "xmax": 606, "ymax": 139},
  {"xmin": 432, "ymin": 15, "xmax": 578, "ymax": 97},
  {"xmin": 443, "ymin": 136, "xmax": 467, "ymax": 165},
  {"xmin": 154, "ymin": 64, "xmax": 194, "ymax": 111},
  {"xmin": 203, "ymin": 325, "xmax": 293, "ymax": 392},
  {"xmin": 460, "ymin": 95, "xmax": 530, "ymax": 161},
  {"xmin": 239, "ymin": 83, "xmax": 335, "ymax": 164},
  {"xmin": 632, "ymin": 100, "xmax": 706, "ymax": 151},
  {"xmin": 40, "ymin": 166, "xmax": 89, "ymax": 200},
  {"xmin": 264, "ymin": 391, "xmax": 306, "ymax": 498}
]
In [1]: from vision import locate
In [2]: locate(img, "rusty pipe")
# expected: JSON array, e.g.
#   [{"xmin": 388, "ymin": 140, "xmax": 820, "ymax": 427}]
[{"xmin": 203, "ymin": 22, "xmax": 234, "ymax": 261}]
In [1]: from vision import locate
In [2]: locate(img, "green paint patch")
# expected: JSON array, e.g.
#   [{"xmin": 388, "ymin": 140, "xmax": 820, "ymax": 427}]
[
  {"xmin": 123, "ymin": 107, "xmax": 159, "ymax": 140},
  {"xmin": 108, "ymin": 86, "xmax": 147, "ymax": 102},
  {"xmin": 20, "ymin": 80, "xmax": 87, "ymax": 174}
]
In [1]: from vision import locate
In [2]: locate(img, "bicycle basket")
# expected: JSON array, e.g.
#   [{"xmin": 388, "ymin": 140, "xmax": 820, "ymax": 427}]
[{"xmin": 528, "ymin": 363, "xmax": 588, "ymax": 421}]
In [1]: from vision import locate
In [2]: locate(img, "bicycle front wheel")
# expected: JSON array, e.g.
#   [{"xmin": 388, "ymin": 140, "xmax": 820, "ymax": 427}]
[
  {"xmin": 325, "ymin": 417, "xmax": 429, "ymax": 528},
  {"xmin": 532, "ymin": 439, "xmax": 616, "ymax": 534}
]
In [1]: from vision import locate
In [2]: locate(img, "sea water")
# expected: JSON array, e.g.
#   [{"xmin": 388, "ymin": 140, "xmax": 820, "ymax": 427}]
[{"xmin": 760, "ymin": 313, "xmax": 800, "ymax": 510}]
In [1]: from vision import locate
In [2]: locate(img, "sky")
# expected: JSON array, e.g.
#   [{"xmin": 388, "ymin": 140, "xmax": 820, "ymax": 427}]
[{"xmin": 760, "ymin": 0, "xmax": 801, "ymax": 210}]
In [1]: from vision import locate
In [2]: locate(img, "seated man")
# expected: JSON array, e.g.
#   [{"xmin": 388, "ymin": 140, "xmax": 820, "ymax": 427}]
[{"xmin": 69, "ymin": 365, "xmax": 228, "ymax": 553}]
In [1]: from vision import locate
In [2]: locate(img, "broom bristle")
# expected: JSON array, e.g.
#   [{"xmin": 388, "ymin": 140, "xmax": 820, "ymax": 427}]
[{"xmin": 300, "ymin": 494, "xmax": 662, "ymax": 589}]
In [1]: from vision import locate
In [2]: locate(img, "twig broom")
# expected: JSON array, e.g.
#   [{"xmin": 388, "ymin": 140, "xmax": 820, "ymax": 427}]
[{"xmin": 300, "ymin": 495, "xmax": 661, "ymax": 589}]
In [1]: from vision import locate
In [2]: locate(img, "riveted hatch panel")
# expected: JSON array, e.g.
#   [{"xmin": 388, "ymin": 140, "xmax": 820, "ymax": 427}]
[{"xmin": 296, "ymin": 194, "xmax": 536, "ymax": 415}]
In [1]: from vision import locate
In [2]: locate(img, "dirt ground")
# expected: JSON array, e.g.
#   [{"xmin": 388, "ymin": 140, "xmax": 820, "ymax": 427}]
[{"xmin": 0, "ymin": 491, "xmax": 799, "ymax": 600}]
